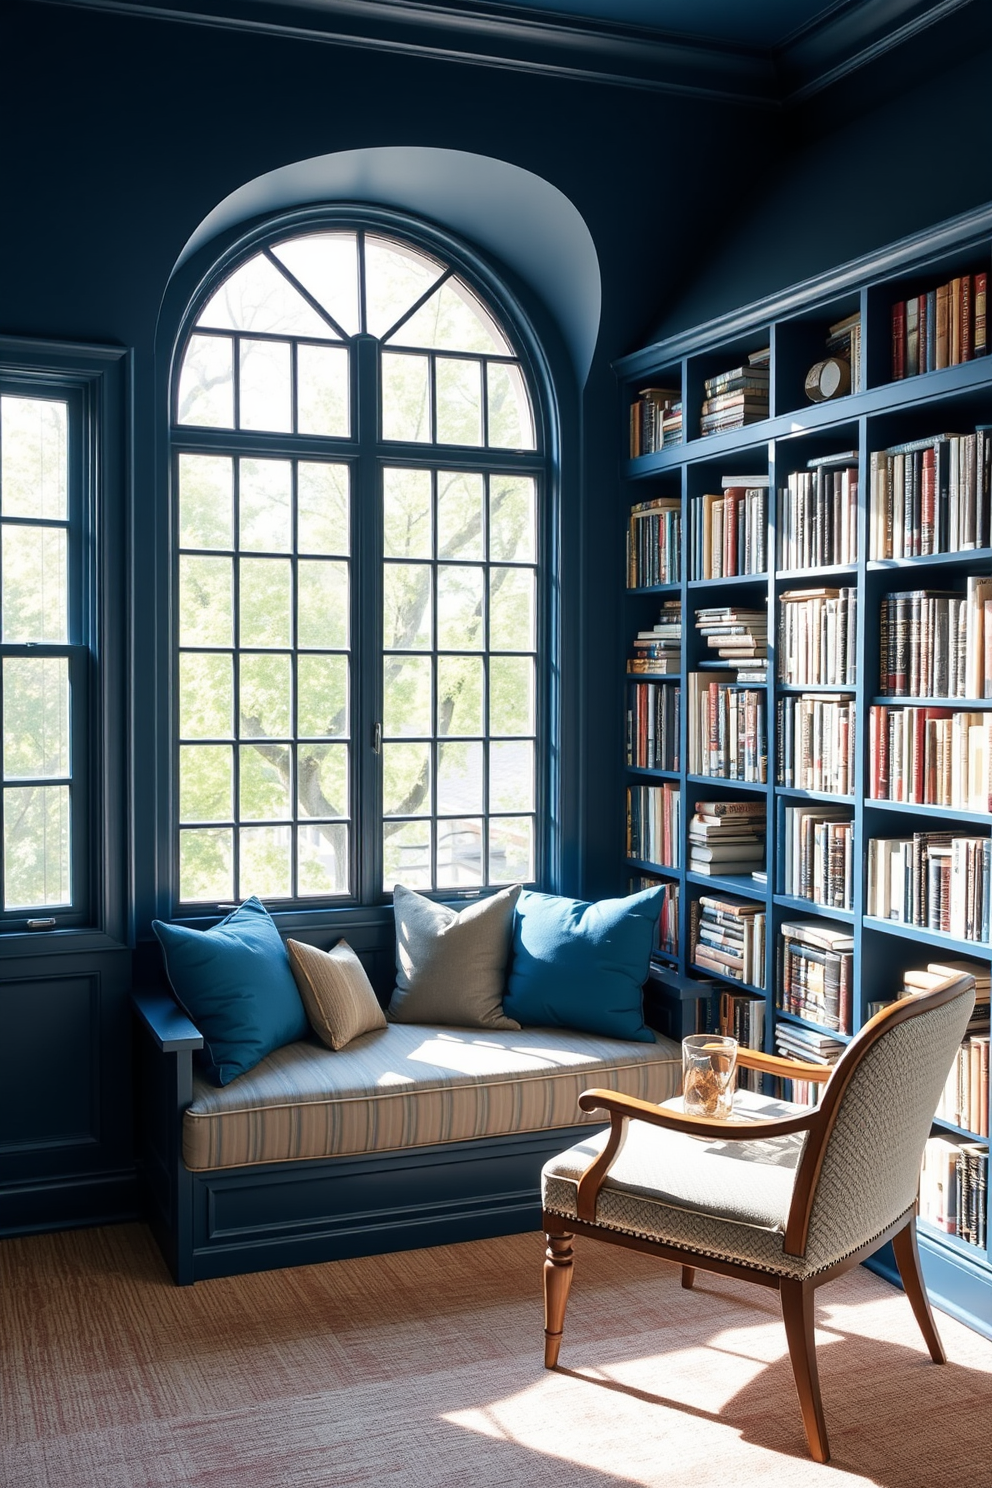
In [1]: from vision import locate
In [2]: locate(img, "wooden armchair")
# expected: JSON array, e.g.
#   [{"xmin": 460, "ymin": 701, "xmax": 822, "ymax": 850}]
[{"xmin": 540, "ymin": 974, "xmax": 976, "ymax": 1463}]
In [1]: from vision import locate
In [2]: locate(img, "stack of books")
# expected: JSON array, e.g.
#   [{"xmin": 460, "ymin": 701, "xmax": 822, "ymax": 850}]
[
  {"xmin": 630, "ymin": 386, "xmax": 681, "ymax": 456},
  {"xmin": 699, "ymin": 350, "xmax": 769, "ymax": 437},
  {"xmin": 920, "ymin": 1133, "xmax": 987, "ymax": 1248},
  {"xmin": 773, "ymin": 1021, "xmax": 844, "ymax": 1103},
  {"xmin": 868, "ymin": 430, "xmax": 992, "ymax": 560},
  {"xmin": 878, "ymin": 578, "xmax": 992, "ymax": 698},
  {"xmin": 866, "ymin": 832, "xmax": 992, "ymax": 942},
  {"xmin": 781, "ymin": 805, "xmax": 854, "ymax": 910},
  {"xmin": 776, "ymin": 693, "xmax": 855, "ymax": 794},
  {"xmin": 626, "ymin": 680, "xmax": 680, "ymax": 770},
  {"xmin": 892, "ymin": 270, "xmax": 988, "ymax": 380},
  {"xmin": 868, "ymin": 704, "xmax": 992, "ymax": 809},
  {"xmin": 687, "ymin": 674, "xmax": 767, "ymax": 781},
  {"xmin": 777, "ymin": 587, "xmax": 857, "ymax": 686},
  {"xmin": 688, "ymin": 797, "xmax": 765, "ymax": 878},
  {"xmin": 777, "ymin": 920, "xmax": 853, "ymax": 1033},
  {"xmin": 626, "ymin": 494, "xmax": 681, "ymax": 586},
  {"xmin": 628, "ymin": 599, "xmax": 681, "ymax": 675},
  {"xmin": 690, "ymin": 893, "xmax": 765, "ymax": 988},
  {"xmin": 778, "ymin": 453, "xmax": 859, "ymax": 569},
  {"xmin": 689, "ymin": 485, "xmax": 767, "ymax": 579},
  {"xmin": 694, "ymin": 605, "xmax": 767, "ymax": 679},
  {"xmin": 625, "ymin": 782, "xmax": 680, "ymax": 867}
]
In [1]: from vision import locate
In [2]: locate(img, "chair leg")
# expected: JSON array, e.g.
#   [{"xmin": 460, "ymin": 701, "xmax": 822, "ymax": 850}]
[
  {"xmin": 891, "ymin": 1218, "xmax": 946, "ymax": 1364},
  {"xmin": 681, "ymin": 1265, "xmax": 696, "ymax": 1290},
  {"xmin": 543, "ymin": 1230, "xmax": 574, "ymax": 1368},
  {"xmin": 780, "ymin": 1279, "xmax": 830, "ymax": 1464}
]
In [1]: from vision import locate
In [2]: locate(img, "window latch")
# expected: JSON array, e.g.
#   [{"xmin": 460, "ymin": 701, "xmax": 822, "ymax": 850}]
[{"xmin": 372, "ymin": 722, "xmax": 382, "ymax": 755}]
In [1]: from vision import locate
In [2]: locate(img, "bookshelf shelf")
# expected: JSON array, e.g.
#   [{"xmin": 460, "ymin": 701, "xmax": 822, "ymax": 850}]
[
  {"xmin": 625, "ymin": 858, "xmax": 681, "ymax": 879},
  {"xmin": 619, "ymin": 202, "xmax": 992, "ymax": 1334}
]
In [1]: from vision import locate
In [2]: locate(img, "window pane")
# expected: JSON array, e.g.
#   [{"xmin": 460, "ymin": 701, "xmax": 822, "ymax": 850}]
[
  {"xmin": 383, "ymin": 655, "xmax": 432, "ymax": 737},
  {"xmin": 388, "ymin": 279, "xmax": 510, "ymax": 355},
  {"xmin": 297, "ymin": 344, "xmax": 349, "ymax": 437},
  {"xmin": 489, "ymin": 815, "xmax": 534, "ymax": 884},
  {"xmin": 179, "ymin": 653, "xmax": 233, "ymax": 739},
  {"xmin": 197, "ymin": 253, "xmax": 336, "ymax": 338},
  {"xmin": 240, "ymin": 743, "xmax": 292, "ymax": 821},
  {"xmin": 437, "ymin": 739, "xmax": 483, "ymax": 813},
  {"xmin": 239, "ymin": 459, "xmax": 291, "ymax": 553},
  {"xmin": 3, "ymin": 657, "xmax": 70, "ymax": 779},
  {"xmin": 381, "ymin": 353, "xmax": 430, "ymax": 443},
  {"xmin": 297, "ymin": 654, "xmax": 348, "ymax": 737},
  {"xmin": 490, "ymin": 566, "xmax": 535, "ymax": 651},
  {"xmin": 177, "ymin": 334, "xmax": 233, "ymax": 427},
  {"xmin": 297, "ymin": 742, "xmax": 348, "ymax": 818},
  {"xmin": 383, "ymin": 741, "xmax": 431, "ymax": 816},
  {"xmin": 298, "ymin": 463, "xmax": 349, "ymax": 556},
  {"xmin": 437, "ymin": 817, "xmax": 484, "ymax": 888},
  {"xmin": 488, "ymin": 362, "xmax": 536, "ymax": 450},
  {"xmin": 383, "ymin": 818, "xmax": 432, "ymax": 892},
  {"xmin": 239, "ymin": 824, "xmax": 292, "ymax": 899},
  {"xmin": 3, "ymin": 526, "xmax": 67, "ymax": 642},
  {"xmin": 298, "ymin": 560, "xmax": 349, "ymax": 648},
  {"xmin": 240, "ymin": 652, "xmax": 292, "ymax": 738},
  {"xmin": 365, "ymin": 237, "xmax": 444, "ymax": 338},
  {"xmin": 383, "ymin": 467, "xmax": 432, "ymax": 559},
  {"xmin": 239, "ymin": 340, "xmax": 292, "ymax": 432},
  {"xmin": 179, "ymin": 744, "xmax": 232, "ymax": 823},
  {"xmin": 272, "ymin": 234, "xmax": 360, "ymax": 337},
  {"xmin": 179, "ymin": 556, "xmax": 233, "ymax": 648},
  {"xmin": 179, "ymin": 827, "xmax": 233, "ymax": 902},
  {"xmin": 4, "ymin": 784, "xmax": 70, "ymax": 908},
  {"xmin": 490, "ymin": 739, "xmax": 534, "ymax": 811},
  {"xmin": 239, "ymin": 557, "xmax": 291, "ymax": 648},
  {"xmin": 383, "ymin": 562, "xmax": 432, "ymax": 651},
  {"xmin": 1, "ymin": 397, "xmax": 67, "ymax": 519},
  {"xmin": 299, "ymin": 820, "xmax": 349, "ymax": 897},
  {"xmin": 437, "ymin": 655, "xmax": 483, "ymax": 737},
  {"xmin": 437, "ymin": 564, "xmax": 484, "ymax": 651},
  {"xmin": 490, "ymin": 474, "xmax": 536, "ymax": 561},
  {"xmin": 438, "ymin": 471, "xmax": 483, "ymax": 559},
  {"xmin": 178, "ymin": 453, "xmax": 233, "ymax": 550},
  {"xmin": 436, "ymin": 358, "xmax": 482, "ymax": 446},
  {"xmin": 489, "ymin": 656, "xmax": 534, "ymax": 736}
]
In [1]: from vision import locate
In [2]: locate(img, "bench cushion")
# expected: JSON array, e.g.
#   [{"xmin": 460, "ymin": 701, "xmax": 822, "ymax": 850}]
[{"xmin": 182, "ymin": 1024, "xmax": 681, "ymax": 1171}]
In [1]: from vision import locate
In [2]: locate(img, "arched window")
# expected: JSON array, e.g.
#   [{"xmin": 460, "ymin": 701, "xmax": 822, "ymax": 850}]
[{"xmin": 171, "ymin": 223, "xmax": 547, "ymax": 908}]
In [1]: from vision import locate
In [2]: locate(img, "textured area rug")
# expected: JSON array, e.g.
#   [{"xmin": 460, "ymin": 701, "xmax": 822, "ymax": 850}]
[{"xmin": 1, "ymin": 1223, "xmax": 990, "ymax": 1487}]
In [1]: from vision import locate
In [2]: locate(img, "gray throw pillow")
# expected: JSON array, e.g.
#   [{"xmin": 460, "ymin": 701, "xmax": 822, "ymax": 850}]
[{"xmin": 387, "ymin": 882, "xmax": 521, "ymax": 1029}]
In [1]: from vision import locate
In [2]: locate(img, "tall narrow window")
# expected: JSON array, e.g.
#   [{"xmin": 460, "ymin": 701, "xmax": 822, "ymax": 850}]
[{"xmin": 173, "ymin": 225, "xmax": 544, "ymax": 907}]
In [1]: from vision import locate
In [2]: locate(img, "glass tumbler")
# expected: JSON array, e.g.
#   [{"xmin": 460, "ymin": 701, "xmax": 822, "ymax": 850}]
[{"xmin": 682, "ymin": 1033, "xmax": 738, "ymax": 1120}]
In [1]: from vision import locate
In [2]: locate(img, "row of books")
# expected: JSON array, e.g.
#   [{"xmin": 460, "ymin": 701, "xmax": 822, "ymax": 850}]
[
  {"xmin": 777, "ymin": 919, "xmax": 853, "ymax": 1034},
  {"xmin": 919, "ymin": 1134, "xmax": 987, "ymax": 1248},
  {"xmin": 626, "ymin": 681, "xmax": 680, "ymax": 771},
  {"xmin": 916, "ymin": 961, "xmax": 992, "ymax": 1140},
  {"xmin": 632, "ymin": 873, "xmax": 680, "ymax": 956},
  {"xmin": 866, "ymin": 832, "xmax": 991, "ymax": 942},
  {"xmin": 690, "ymin": 894, "xmax": 766, "ymax": 990},
  {"xmin": 629, "ymin": 599, "xmax": 681, "ymax": 675},
  {"xmin": 689, "ymin": 486, "xmax": 767, "ymax": 579},
  {"xmin": 625, "ymin": 783, "xmax": 681, "ymax": 868},
  {"xmin": 688, "ymin": 798, "xmax": 764, "ymax": 878},
  {"xmin": 781, "ymin": 806, "xmax": 854, "ymax": 911},
  {"xmin": 821, "ymin": 311, "xmax": 863, "ymax": 396},
  {"xmin": 629, "ymin": 386, "xmax": 682, "ymax": 457},
  {"xmin": 699, "ymin": 352, "xmax": 769, "ymax": 437},
  {"xmin": 626, "ymin": 495, "xmax": 681, "ymax": 587},
  {"xmin": 868, "ymin": 430, "xmax": 991, "ymax": 560},
  {"xmin": 868, "ymin": 705, "xmax": 992, "ymax": 811},
  {"xmin": 687, "ymin": 674, "xmax": 768, "ymax": 782},
  {"xmin": 777, "ymin": 587, "xmax": 857, "ymax": 687},
  {"xmin": 772, "ymin": 1021, "xmax": 844, "ymax": 1104},
  {"xmin": 694, "ymin": 604, "xmax": 767, "ymax": 678},
  {"xmin": 776, "ymin": 693, "xmax": 855, "ymax": 795},
  {"xmin": 879, "ymin": 580, "xmax": 992, "ymax": 699},
  {"xmin": 778, "ymin": 459, "xmax": 858, "ymax": 571},
  {"xmin": 891, "ymin": 271, "xmax": 988, "ymax": 381}
]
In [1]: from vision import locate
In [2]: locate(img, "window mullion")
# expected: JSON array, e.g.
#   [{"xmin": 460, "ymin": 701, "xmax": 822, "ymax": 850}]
[{"xmin": 354, "ymin": 334, "xmax": 383, "ymax": 904}]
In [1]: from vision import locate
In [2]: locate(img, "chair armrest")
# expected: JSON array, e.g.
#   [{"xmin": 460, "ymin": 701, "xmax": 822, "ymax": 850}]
[
  {"xmin": 132, "ymin": 988, "xmax": 203, "ymax": 1053},
  {"xmin": 737, "ymin": 1049, "xmax": 834, "ymax": 1081}
]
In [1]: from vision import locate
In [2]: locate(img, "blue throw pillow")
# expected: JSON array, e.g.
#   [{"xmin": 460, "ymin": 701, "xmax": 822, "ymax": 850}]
[
  {"xmin": 152, "ymin": 897, "xmax": 309, "ymax": 1086},
  {"xmin": 503, "ymin": 887, "xmax": 662, "ymax": 1043}
]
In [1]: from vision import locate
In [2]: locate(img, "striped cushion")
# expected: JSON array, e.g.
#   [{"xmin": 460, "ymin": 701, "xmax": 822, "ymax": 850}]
[{"xmin": 182, "ymin": 1024, "xmax": 681, "ymax": 1171}]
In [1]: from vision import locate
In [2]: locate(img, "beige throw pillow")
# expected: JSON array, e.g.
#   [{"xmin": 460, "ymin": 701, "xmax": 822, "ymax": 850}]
[
  {"xmin": 286, "ymin": 938, "xmax": 387, "ymax": 1051},
  {"xmin": 387, "ymin": 882, "xmax": 521, "ymax": 1029}
]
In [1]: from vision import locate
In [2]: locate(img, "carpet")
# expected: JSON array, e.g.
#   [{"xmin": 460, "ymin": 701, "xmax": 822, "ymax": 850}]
[{"xmin": 1, "ymin": 1223, "xmax": 990, "ymax": 1487}]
